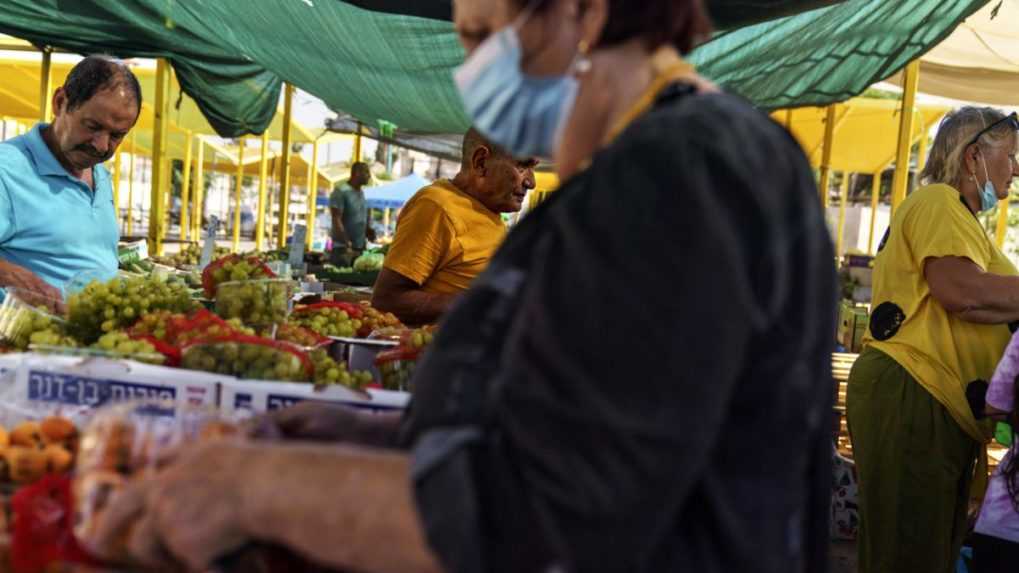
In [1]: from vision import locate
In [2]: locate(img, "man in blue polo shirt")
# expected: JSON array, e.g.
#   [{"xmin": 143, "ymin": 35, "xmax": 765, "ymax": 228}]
[{"xmin": 0, "ymin": 55, "xmax": 140, "ymax": 305}]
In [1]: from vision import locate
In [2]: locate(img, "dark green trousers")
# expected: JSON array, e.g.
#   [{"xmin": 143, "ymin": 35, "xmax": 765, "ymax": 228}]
[{"xmin": 846, "ymin": 347, "xmax": 979, "ymax": 573}]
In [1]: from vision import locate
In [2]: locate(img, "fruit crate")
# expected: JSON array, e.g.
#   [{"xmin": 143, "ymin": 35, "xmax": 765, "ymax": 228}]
[{"xmin": 327, "ymin": 337, "xmax": 397, "ymax": 381}]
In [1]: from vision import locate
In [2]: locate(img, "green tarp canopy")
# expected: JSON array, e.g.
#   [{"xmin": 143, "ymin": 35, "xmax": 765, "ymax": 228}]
[
  {"xmin": 0, "ymin": 0, "xmax": 989, "ymax": 137},
  {"xmin": 339, "ymin": 1, "xmax": 851, "ymax": 30}
]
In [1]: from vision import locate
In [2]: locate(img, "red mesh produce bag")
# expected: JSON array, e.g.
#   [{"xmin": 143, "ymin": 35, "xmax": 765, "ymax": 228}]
[
  {"xmin": 269, "ymin": 323, "xmax": 332, "ymax": 350},
  {"xmin": 166, "ymin": 309, "xmax": 245, "ymax": 347},
  {"xmin": 181, "ymin": 333, "xmax": 314, "ymax": 381},
  {"xmin": 11, "ymin": 475, "xmax": 101, "ymax": 573},
  {"xmin": 200, "ymin": 254, "xmax": 275, "ymax": 298},
  {"xmin": 291, "ymin": 301, "xmax": 364, "ymax": 319},
  {"xmin": 128, "ymin": 333, "xmax": 182, "ymax": 367}
]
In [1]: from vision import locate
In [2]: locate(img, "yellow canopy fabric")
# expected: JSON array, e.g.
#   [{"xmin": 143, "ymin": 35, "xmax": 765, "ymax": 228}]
[
  {"xmin": 200, "ymin": 140, "xmax": 343, "ymax": 188},
  {"xmin": 0, "ymin": 53, "xmax": 330, "ymax": 160},
  {"xmin": 776, "ymin": 98, "xmax": 951, "ymax": 174},
  {"xmin": 885, "ymin": 1, "xmax": 1019, "ymax": 106}
]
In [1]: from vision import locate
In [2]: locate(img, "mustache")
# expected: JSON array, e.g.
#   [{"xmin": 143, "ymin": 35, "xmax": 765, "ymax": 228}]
[{"xmin": 73, "ymin": 144, "xmax": 114, "ymax": 162}]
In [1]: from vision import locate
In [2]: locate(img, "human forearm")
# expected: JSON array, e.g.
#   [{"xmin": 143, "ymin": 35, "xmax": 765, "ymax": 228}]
[
  {"xmin": 953, "ymin": 273, "xmax": 1019, "ymax": 323},
  {"xmin": 351, "ymin": 411, "xmax": 404, "ymax": 447},
  {"xmin": 372, "ymin": 287, "xmax": 455, "ymax": 326},
  {"xmin": 332, "ymin": 218, "xmax": 351, "ymax": 245},
  {"xmin": 242, "ymin": 443, "xmax": 442, "ymax": 573},
  {"xmin": 927, "ymin": 257, "xmax": 1019, "ymax": 323}
]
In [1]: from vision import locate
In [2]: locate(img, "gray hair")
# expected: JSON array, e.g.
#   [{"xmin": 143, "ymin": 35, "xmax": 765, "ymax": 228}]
[{"xmin": 921, "ymin": 106, "xmax": 1016, "ymax": 188}]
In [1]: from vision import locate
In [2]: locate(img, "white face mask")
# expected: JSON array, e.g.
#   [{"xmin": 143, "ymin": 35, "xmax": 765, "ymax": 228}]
[{"xmin": 453, "ymin": 2, "xmax": 581, "ymax": 160}]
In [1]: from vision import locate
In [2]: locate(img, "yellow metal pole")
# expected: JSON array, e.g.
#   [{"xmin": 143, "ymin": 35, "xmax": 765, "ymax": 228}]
[
  {"xmin": 997, "ymin": 198, "xmax": 1009, "ymax": 248},
  {"xmin": 818, "ymin": 105, "xmax": 837, "ymax": 209},
  {"xmin": 836, "ymin": 173, "xmax": 850, "ymax": 256},
  {"xmin": 353, "ymin": 121, "xmax": 363, "ymax": 163},
  {"xmin": 112, "ymin": 148, "xmax": 122, "ymax": 222},
  {"xmin": 917, "ymin": 122, "xmax": 930, "ymax": 172},
  {"xmin": 383, "ymin": 208, "xmax": 391, "ymax": 237},
  {"xmin": 277, "ymin": 84, "xmax": 295, "ymax": 249},
  {"xmin": 148, "ymin": 59, "xmax": 171, "ymax": 256},
  {"xmin": 39, "ymin": 48, "xmax": 53, "ymax": 122},
  {"xmin": 179, "ymin": 132, "xmax": 193, "ymax": 241},
  {"xmin": 306, "ymin": 140, "xmax": 319, "ymax": 250},
  {"xmin": 232, "ymin": 138, "xmax": 246, "ymax": 252},
  {"xmin": 267, "ymin": 165, "xmax": 277, "ymax": 247},
  {"xmin": 126, "ymin": 133, "xmax": 135, "ymax": 235},
  {"xmin": 890, "ymin": 60, "xmax": 920, "ymax": 215},
  {"xmin": 868, "ymin": 172, "xmax": 881, "ymax": 254},
  {"xmin": 256, "ymin": 131, "xmax": 270, "ymax": 251},
  {"xmin": 193, "ymin": 140, "xmax": 205, "ymax": 240}
]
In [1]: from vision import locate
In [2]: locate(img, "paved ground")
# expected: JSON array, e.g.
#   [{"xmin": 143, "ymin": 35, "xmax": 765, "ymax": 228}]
[{"xmin": 830, "ymin": 540, "xmax": 857, "ymax": 573}]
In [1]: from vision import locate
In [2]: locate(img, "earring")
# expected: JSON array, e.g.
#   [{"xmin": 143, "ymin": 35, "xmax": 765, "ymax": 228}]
[{"xmin": 575, "ymin": 40, "xmax": 592, "ymax": 75}]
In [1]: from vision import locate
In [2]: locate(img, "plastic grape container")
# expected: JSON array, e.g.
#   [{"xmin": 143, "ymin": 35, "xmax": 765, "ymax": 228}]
[{"xmin": 214, "ymin": 279, "xmax": 296, "ymax": 327}]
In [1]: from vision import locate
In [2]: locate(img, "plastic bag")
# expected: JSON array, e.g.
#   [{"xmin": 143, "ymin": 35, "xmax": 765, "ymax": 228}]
[
  {"xmin": 356, "ymin": 303, "xmax": 403, "ymax": 338},
  {"xmin": 290, "ymin": 301, "xmax": 364, "ymax": 338},
  {"xmin": 373, "ymin": 327, "xmax": 435, "ymax": 391},
  {"xmin": 181, "ymin": 334, "xmax": 313, "ymax": 381},
  {"xmin": 0, "ymin": 394, "xmax": 94, "ymax": 572},
  {"xmin": 166, "ymin": 308, "xmax": 249, "ymax": 346},
  {"xmin": 73, "ymin": 401, "xmax": 239, "ymax": 565},
  {"xmin": 0, "ymin": 289, "xmax": 70, "ymax": 350},
  {"xmin": 129, "ymin": 309, "xmax": 248, "ymax": 350},
  {"xmin": 215, "ymin": 279, "xmax": 296, "ymax": 327},
  {"xmin": 11, "ymin": 474, "xmax": 100, "ymax": 573},
  {"xmin": 201, "ymin": 254, "xmax": 276, "ymax": 298},
  {"xmin": 292, "ymin": 301, "xmax": 364, "ymax": 319},
  {"xmin": 269, "ymin": 323, "xmax": 332, "ymax": 351}
]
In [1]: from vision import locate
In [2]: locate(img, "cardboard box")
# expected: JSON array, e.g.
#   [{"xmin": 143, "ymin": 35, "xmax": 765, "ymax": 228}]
[
  {"xmin": 838, "ymin": 301, "xmax": 870, "ymax": 352},
  {"xmin": 12, "ymin": 354, "xmax": 231, "ymax": 415},
  {"xmin": 220, "ymin": 379, "xmax": 409, "ymax": 417}
]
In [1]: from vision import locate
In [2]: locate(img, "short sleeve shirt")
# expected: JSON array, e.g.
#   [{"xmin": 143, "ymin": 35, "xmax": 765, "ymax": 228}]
[
  {"xmin": 401, "ymin": 90, "xmax": 836, "ymax": 573},
  {"xmin": 866, "ymin": 183, "xmax": 1017, "ymax": 441},
  {"xmin": 383, "ymin": 180, "xmax": 506, "ymax": 294},
  {"xmin": 0, "ymin": 123, "xmax": 119, "ymax": 290},
  {"xmin": 328, "ymin": 182, "xmax": 368, "ymax": 250},
  {"xmin": 975, "ymin": 331, "xmax": 1019, "ymax": 542}
]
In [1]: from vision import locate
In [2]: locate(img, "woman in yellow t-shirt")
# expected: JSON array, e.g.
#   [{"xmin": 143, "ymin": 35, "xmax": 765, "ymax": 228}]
[{"xmin": 848, "ymin": 107, "xmax": 1019, "ymax": 573}]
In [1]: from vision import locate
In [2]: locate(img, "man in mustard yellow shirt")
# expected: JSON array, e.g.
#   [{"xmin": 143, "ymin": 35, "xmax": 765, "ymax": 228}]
[{"xmin": 372, "ymin": 129, "xmax": 536, "ymax": 325}]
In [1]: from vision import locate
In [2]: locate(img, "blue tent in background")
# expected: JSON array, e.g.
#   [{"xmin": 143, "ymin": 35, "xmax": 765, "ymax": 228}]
[{"xmin": 364, "ymin": 174, "xmax": 431, "ymax": 209}]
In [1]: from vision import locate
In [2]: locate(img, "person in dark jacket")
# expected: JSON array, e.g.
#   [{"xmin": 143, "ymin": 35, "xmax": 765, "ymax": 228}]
[{"xmin": 86, "ymin": 1, "xmax": 836, "ymax": 572}]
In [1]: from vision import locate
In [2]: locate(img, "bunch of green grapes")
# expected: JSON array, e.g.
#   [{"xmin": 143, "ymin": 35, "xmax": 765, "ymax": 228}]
[
  {"xmin": 129, "ymin": 310, "xmax": 178, "ymax": 341},
  {"xmin": 357, "ymin": 303, "xmax": 403, "ymax": 337},
  {"xmin": 209, "ymin": 256, "xmax": 273, "ymax": 288},
  {"xmin": 67, "ymin": 276, "xmax": 195, "ymax": 344},
  {"xmin": 291, "ymin": 307, "xmax": 360, "ymax": 338},
  {"xmin": 378, "ymin": 359, "xmax": 415, "ymax": 392},
  {"xmin": 265, "ymin": 323, "xmax": 326, "ymax": 349},
  {"xmin": 90, "ymin": 331, "xmax": 163, "ymax": 364},
  {"xmin": 2, "ymin": 305, "xmax": 70, "ymax": 350},
  {"xmin": 182, "ymin": 342, "xmax": 308, "ymax": 381},
  {"xmin": 409, "ymin": 327, "xmax": 435, "ymax": 350},
  {"xmin": 309, "ymin": 348, "xmax": 373, "ymax": 389},
  {"xmin": 224, "ymin": 318, "xmax": 256, "ymax": 336},
  {"xmin": 215, "ymin": 280, "xmax": 294, "ymax": 326},
  {"xmin": 28, "ymin": 326, "xmax": 80, "ymax": 349}
]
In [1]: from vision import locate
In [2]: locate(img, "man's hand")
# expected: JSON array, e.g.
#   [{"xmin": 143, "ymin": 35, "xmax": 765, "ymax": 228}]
[
  {"xmin": 371, "ymin": 268, "xmax": 456, "ymax": 326},
  {"xmin": 248, "ymin": 402, "xmax": 402, "ymax": 447},
  {"xmin": 248, "ymin": 401, "xmax": 360, "ymax": 441},
  {"xmin": 0, "ymin": 260, "xmax": 64, "ymax": 313},
  {"xmin": 87, "ymin": 441, "xmax": 255, "ymax": 572}
]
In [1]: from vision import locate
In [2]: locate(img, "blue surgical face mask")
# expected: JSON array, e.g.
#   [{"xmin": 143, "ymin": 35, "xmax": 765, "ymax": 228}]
[
  {"xmin": 453, "ymin": 9, "xmax": 579, "ymax": 160},
  {"xmin": 978, "ymin": 153, "xmax": 998, "ymax": 212}
]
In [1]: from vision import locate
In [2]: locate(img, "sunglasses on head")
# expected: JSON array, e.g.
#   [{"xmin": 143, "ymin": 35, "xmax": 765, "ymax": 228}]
[{"xmin": 968, "ymin": 112, "xmax": 1019, "ymax": 148}]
